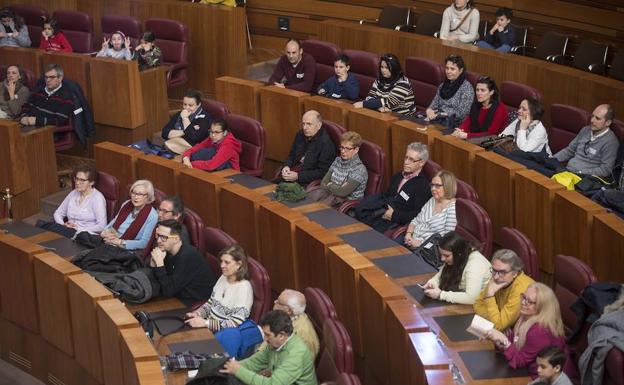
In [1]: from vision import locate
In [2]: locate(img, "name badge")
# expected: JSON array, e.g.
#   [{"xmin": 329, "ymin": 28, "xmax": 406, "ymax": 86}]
[
  {"xmin": 296, "ymin": 73, "xmax": 304, "ymax": 79},
  {"xmin": 73, "ymin": 107, "xmax": 83, "ymax": 115},
  {"xmin": 587, "ymin": 147, "xmax": 597, "ymax": 155},
  {"xmin": 331, "ymin": 93, "xmax": 341, "ymax": 98},
  {"xmin": 193, "ymin": 125, "xmax": 200, "ymax": 130},
  {"xmin": 399, "ymin": 191, "xmax": 410, "ymax": 201},
  {"xmin": 196, "ymin": 114, "xmax": 205, "ymax": 118}
]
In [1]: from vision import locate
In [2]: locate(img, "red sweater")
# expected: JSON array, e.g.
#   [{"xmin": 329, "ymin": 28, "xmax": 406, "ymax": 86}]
[
  {"xmin": 459, "ymin": 102, "xmax": 507, "ymax": 138},
  {"xmin": 183, "ymin": 133, "xmax": 242, "ymax": 171},
  {"xmin": 267, "ymin": 52, "xmax": 317, "ymax": 92},
  {"xmin": 39, "ymin": 32, "xmax": 73, "ymax": 53}
]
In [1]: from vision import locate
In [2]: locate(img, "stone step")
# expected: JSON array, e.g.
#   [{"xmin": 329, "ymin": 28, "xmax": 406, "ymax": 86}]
[
  {"xmin": 40, "ymin": 188, "xmax": 71, "ymax": 217},
  {"xmin": 246, "ymin": 58, "xmax": 278, "ymax": 83}
]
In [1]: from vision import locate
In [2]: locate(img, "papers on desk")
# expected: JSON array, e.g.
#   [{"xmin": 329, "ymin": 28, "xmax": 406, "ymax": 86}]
[
  {"xmin": 188, "ymin": 369, "xmax": 198, "ymax": 378},
  {"xmin": 465, "ymin": 314, "xmax": 494, "ymax": 339}
]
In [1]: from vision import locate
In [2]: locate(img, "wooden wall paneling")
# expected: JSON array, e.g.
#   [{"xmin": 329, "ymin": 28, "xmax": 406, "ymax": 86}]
[
  {"xmin": 257, "ymin": 200, "xmax": 307, "ymax": 291},
  {"xmin": 215, "ymin": 76, "xmax": 265, "ymax": 121},
  {"xmin": 247, "ymin": 0, "xmax": 379, "ymax": 22},
  {"xmin": 139, "ymin": 66, "xmax": 170, "ymax": 139},
  {"xmin": 473, "ymin": 151, "xmax": 526, "ymax": 243},
  {"xmin": 327, "ymin": 244, "xmax": 375, "ymax": 357},
  {"xmin": 0, "ymin": 318, "xmax": 47, "ymax": 381},
  {"xmin": 294, "ymin": 220, "xmax": 344, "ymax": 294},
  {"xmin": 45, "ymin": 343, "xmax": 101, "ymax": 385},
  {"xmin": 119, "ymin": 327, "xmax": 164, "ymax": 385},
  {"xmin": 177, "ymin": 168, "xmax": 231, "ymax": 229},
  {"xmin": 40, "ymin": 52, "xmax": 92, "ymax": 105},
  {"xmin": 94, "ymin": 141, "xmax": 143, "ymax": 199},
  {"xmin": 259, "ymin": 86, "xmax": 311, "ymax": 161},
  {"xmin": 514, "ymin": 170, "xmax": 565, "ymax": 274},
  {"xmin": 390, "ymin": 120, "xmax": 441, "ymax": 172},
  {"xmin": 33, "ymin": 253, "xmax": 83, "ymax": 357},
  {"xmin": 67, "ymin": 273, "xmax": 114, "ymax": 383},
  {"xmin": 590, "ymin": 213, "xmax": 624, "ymax": 282},
  {"xmin": 552, "ymin": 190, "xmax": 605, "ymax": 264},
  {"xmin": 432, "ymin": 135, "xmax": 483, "ymax": 186},
  {"xmin": 0, "ymin": 47, "xmax": 41, "ymax": 76},
  {"xmin": 135, "ymin": 154, "xmax": 185, "ymax": 196},
  {"xmin": 358, "ymin": 267, "xmax": 406, "ymax": 385},
  {"xmin": 303, "ymin": 96, "xmax": 353, "ymax": 130},
  {"xmin": 0, "ymin": 120, "xmax": 31, "ymax": 195},
  {"xmin": 0, "ymin": 233, "xmax": 46, "ymax": 333}
]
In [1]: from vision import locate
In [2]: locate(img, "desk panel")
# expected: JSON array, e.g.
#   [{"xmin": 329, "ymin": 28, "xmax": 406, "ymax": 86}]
[
  {"xmin": 390, "ymin": 120, "xmax": 441, "ymax": 172},
  {"xmin": 432, "ymin": 135, "xmax": 484, "ymax": 186},
  {"xmin": 120, "ymin": 327, "xmax": 163, "ymax": 385},
  {"xmin": 215, "ymin": 76, "xmax": 264, "ymax": 120},
  {"xmin": 178, "ymin": 168, "xmax": 231, "ymax": 229},
  {"xmin": 135, "ymin": 154, "xmax": 185, "ymax": 196},
  {"xmin": 0, "ymin": 46, "xmax": 41, "ymax": 75},
  {"xmin": 94, "ymin": 141, "xmax": 143, "ymax": 199},
  {"xmin": 590, "ymin": 213, "xmax": 624, "ymax": 282},
  {"xmin": 303, "ymin": 95, "xmax": 353, "ymax": 129}
]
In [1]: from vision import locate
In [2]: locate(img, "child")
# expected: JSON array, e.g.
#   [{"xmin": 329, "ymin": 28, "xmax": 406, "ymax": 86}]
[
  {"xmin": 317, "ymin": 54, "xmax": 360, "ymax": 100},
  {"xmin": 96, "ymin": 31, "xmax": 132, "ymax": 60},
  {"xmin": 476, "ymin": 7, "xmax": 516, "ymax": 53},
  {"xmin": 39, "ymin": 18, "xmax": 73, "ymax": 52},
  {"xmin": 528, "ymin": 346, "xmax": 573, "ymax": 385},
  {"xmin": 133, "ymin": 31, "xmax": 162, "ymax": 71}
]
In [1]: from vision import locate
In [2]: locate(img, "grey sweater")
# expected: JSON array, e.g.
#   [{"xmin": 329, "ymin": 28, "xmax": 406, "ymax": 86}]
[
  {"xmin": 554, "ymin": 127, "xmax": 619, "ymax": 177},
  {"xmin": 428, "ymin": 79, "xmax": 474, "ymax": 122}
]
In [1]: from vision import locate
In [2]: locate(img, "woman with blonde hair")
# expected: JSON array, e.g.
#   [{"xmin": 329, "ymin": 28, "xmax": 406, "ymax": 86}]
[{"xmin": 486, "ymin": 282, "xmax": 575, "ymax": 378}]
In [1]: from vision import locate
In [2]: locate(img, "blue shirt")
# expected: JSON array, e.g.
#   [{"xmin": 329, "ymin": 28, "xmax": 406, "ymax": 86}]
[
  {"xmin": 317, "ymin": 72, "xmax": 360, "ymax": 100},
  {"xmin": 105, "ymin": 202, "xmax": 158, "ymax": 250}
]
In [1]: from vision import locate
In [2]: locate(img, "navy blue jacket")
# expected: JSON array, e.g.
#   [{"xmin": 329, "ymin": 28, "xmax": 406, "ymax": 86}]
[{"xmin": 317, "ymin": 73, "xmax": 360, "ymax": 101}]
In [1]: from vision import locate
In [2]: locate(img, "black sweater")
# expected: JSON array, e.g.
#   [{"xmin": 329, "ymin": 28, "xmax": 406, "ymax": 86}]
[
  {"xmin": 384, "ymin": 171, "xmax": 432, "ymax": 225},
  {"xmin": 161, "ymin": 108, "xmax": 212, "ymax": 146},
  {"xmin": 284, "ymin": 127, "xmax": 336, "ymax": 184},
  {"xmin": 153, "ymin": 243, "xmax": 216, "ymax": 306}
]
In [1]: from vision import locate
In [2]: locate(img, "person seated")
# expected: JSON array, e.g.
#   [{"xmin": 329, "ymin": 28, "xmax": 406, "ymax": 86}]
[
  {"xmin": 19, "ymin": 64, "xmax": 73, "ymax": 127},
  {"xmin": 161, "ymin": 89, "xmax": 211, "ymax": 154},
  {"xmin": 149, "ymin": 220, "xmax": 216, "ymax": 306},
  {"xmin": 133, "ymin": 31, "xmax": 162, "ymax": 71},
  {"xmin": 36, "ymin": 164, "xmax": 106, "ymax": 238},
  {"xmin": 0, "ymin": 65, "xmax": 30, "ymax": 119},
  {"xmin": 220, "ymin": 310, "xmax": 318, "ymax": 385},
  {"xmin": 426, "ymin": 55, "xmax": 474, "ymax": 124},
  {"xmin": 553, "ymin": 104, "xmax": 619, "ymax": 178},
  {"xmin": 400, "ymin": 170, "xmax": 457, "ymax": 248},
  {"xmin": 98, "ymin": 179, "xmax": 158, "ymax": 250},
  {"xmin": 267, "ymin": 38, "xmax": 316, "ymax": 93},
  {"xmin": 156, "ymin": 196, "xmax": 190, "ymax": 244},
  {"xmin": 96, "ymin": 31, "xmax": 132, "ymax": 60},
  {"xmin": 39, "ymin": 18, "xmax": 72, "ymax": 52},
  {"xmin": 0, "ymin": 7, "xmax": 31, "ymax": 47},
  {"xmin": 499, "ymin": 98, "xmax": 551, "ymax": 154},
  {"xmin": 353, "ymin": 53, "xmax": 415, "ymax": 116},
  {"xmin": 355, "ymin": 142, "xmax": 432, "ymax": 234},
  {"xmin": 317, "ymin": 54, "xmax": 359, "ymax": 100},
  {"xmin": 476, "ymin": 7, "xmax": 516, "ymax": 53},
  {"xmin": 308, "ymin": 131, "xmax": 368, "ymax": 207},
  {"xmin": 473, "ymin": 249, "xmax": 535, "ymax": 331},
  {"xmin": 421, "ymin": 231, "xmax": 492, "ymax": 304},
  {"xmin": 439, "ymin": 0, "xmax": 480, "ymax": 44},
  {"xmin": 259, "ymin": 289, "xmax": 320, "ymax": 359},
  {"xmin": 528, "ymin": 346, "xmax": 574, "ymax": 385},
  {"xmin": 453, "ymin": 77, "xmax": 507, "ymax": 140},
  {"xmin": 485, "ymin": 283, "xmax": 575, "ymax": 379},
  {"xmin": 277, "ymin": 110, "xmax": 336, "ymax": 186},
  {"xmin": 181, "ymin": 119, "xmax": 241, "ymax": 172}
]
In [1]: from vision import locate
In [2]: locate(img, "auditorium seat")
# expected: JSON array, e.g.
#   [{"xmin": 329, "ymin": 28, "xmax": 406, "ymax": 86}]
[
  {"xmin": 248, "ymin": 257, "xmax": 271, "ymax": 323},
  {"xmin": 225, "ymin": 114, "xmax": 265, "ymax": 177},
  {"xmin": 456, "ymin": 179, "xmax": 479, "ymax": 202},
  {"xmin": 201, "ymin": 98, "xmax": 230, "ymax": 121},
  {"xmin": 455, "ymin": 198, "xmax": 493, "ymax": 257},
  {"xmin": 145, "ymin": 18, "xmax": 189, "ymax": 88},
  {"xmin": 509, "ymin": 24, "xmax": 529, "ymax": 53},
  {"xmin": 610, "ymin": 119, "xmax": 624, "ymax": 142},
  {"xmin": 95, "ymin": 171, "xmax": 120, "ymax": 222},
  {"xmin": 316, "ymin": 318, "xmax": 355, "ymax": 383},
  {"xmin": 552, "ymin": 39, "xmax": 609, "ymax": 74},
  {"xmin": 343, "ymin": 49, "xmax": 380, "ymax": 100},
  {"xmin": 338, "ymin": 140, "xmax": 385, "ymax": 214},
  {"xmin": 54, "ymin": 122, "xmax": 76, "ymax": 151},
  {"xmin": 423, "ymin": 159, "xmax": 443, "ymax": 180},
  {"xmin": 323, "ymin": 120, "xmax": 348, "ymax": 150},
  {"xmin": 304, "ymin": 287, "xmax": 339, "ymax": 341},
  {"xmin": 359, "ymin": 5, "xmax": 410, "ymax": 30},
  {"xmin": 0, "ymin": 65, "xmax": 37, "ymax": 91},
  {"xmin": 412, "ymin": 11, "xmax": 442, "ymax": 37},
  {"xmin": 604, "ymin": 348, "xmax": 624, "ymax": 385},
  {"xmin": 500, "ymin": 81, "xmax": 542, "ymax": 116},
  {"xmin": 499, "ymin": 227, "xmax": 539, "ymax": 280},
  {"xmin": 515, "ymin": 31, "xmax": 569, "ymax": 61},
  {"xmin": 335, "ymin": 373, "xmax": 363, "ymax": 385},
  {"xmin": 151, "ymin": 188, "xmax": 167, "ymax": 207},
  {"xmin": 182, "ymin": 207, "xmax": 206, "ymax": 254},
  {"xmin": 405, "ymin": 57, "xmax": 444, "ymax": 111},
  {"xmin": 203, "ymin": 226, "xmax": 237, "ymax": 277},
  {"xmin": 548, "ymin": 104, "xmax": 590, "ymax": 154},
  {"xmin": 465, "ymin": 70, "xmax": 481, "ymax": 87},
  {"xmin": 301, "ymin": 39, "xmax": 341, "ymax": 91},
  {"xmin": 52, "ymin": 10, "xmax": 93, "ymax": 53},
  {"xmin": 101, "ymin": 14, "xmax": 142, "ymax": 48},
  {"xmin": 9, "ymin": 4, "xmax": 48, "ymax": 47}
]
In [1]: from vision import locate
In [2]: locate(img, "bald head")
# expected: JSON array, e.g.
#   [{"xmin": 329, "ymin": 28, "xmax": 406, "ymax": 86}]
[
  {"xmin": 285, "ymin": 39, "xmax": 303, "ymax": 65},
  {"xmin": 274, "ymin": 289, "xmax": 306, "ymax": 316},
  {"xmin": 301, "ymin": 110, "xmax": 322, "ymax": 138},
  {"xmin": 590, "ymin": 104, "xmax": 614, "ymax": 133}
]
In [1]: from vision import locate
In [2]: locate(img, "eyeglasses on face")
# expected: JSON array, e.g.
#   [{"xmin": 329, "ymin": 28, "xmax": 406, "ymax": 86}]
[
  {"xmin": 74, "ymin": 176, "xmax": 89, "ymax": 183},
  {"xmin": 131, "ymin": 191, "xmax": 148, "ymax": 197},
  {"xmin": 339, "ymin": 145, "xmax": 357, "ymax": 151},
  {"xmin": 44, "ymin": 75, "xmax": 58, "ymax": 80},
  {"xmin": 157, "ymin": 208, "xmax": 174, "ymax": 215},
  {"xmin": 429, "ymin": 183, "xmax": 444, "ymax": 189},
  {"xmin": 490, "ymin": 267, "xmax": 511, "ymax": 276},
  {"xmin": 404, "ymin": 156, "xmax": 422, "ymax": 164},
  {"xmin": 209, "ymin": 130, "xmax": 224, "ymax": 135},
  {"xmin": 155, "ymin": 233, "xmax": 173, "ymax": 241},
  {"xmin": 520, "ymin": 293, "xmax": 537, "ymax": 306}
]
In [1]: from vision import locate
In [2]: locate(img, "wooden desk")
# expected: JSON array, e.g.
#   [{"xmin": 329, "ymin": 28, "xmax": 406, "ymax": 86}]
[
  {"xmin": 120, "ymin": 327, "xmax": 164, "ymax": 385},
  {"xmin": 94, "ymin": 141, "xmax": 143, "ymax": 198},
  {"xmin": 474, "ymin": 151, "xmax": 526, "ymax": 243},
  {"xmin": 259, "ymin": 86, "xmax": 311, "ymax": 161},
  {"xmin": 215, "ymin": 76, "xmax": 264, "ymax": 120},
  {"xmin": 303, "ymin": 95, "xmax": 353, "ymax": 129},
  {"xmin": 432, "ymin": 135, "xmax": 484, "ymax": 186},
  {"xmin": 408, "ymin": 332, "xmax": 451, "ymax": 385},
  {"xmin": 0, "ymin": 46, "xmax": 41, "ymax": 75},
  {"xmin": 178, "ymin": 168, "xmax": 233, "ymax": 229},
  {"xmin": 135, "ymin": 154, "xmax": 185, "ymax": 196},
  {"xmin": 347, "ymin": 108, "xmax": 398, "ymax": 187},
  {"xmin": 553, "ymin": 190, "xmax": 605, "ymax": 265},
  {"xmin": 390, "ymin": 120, "xmax": 441, "ymax": 171},
  {"xmin": 591, "ymin": 213, "xmax": 624, "ymax": 282}
]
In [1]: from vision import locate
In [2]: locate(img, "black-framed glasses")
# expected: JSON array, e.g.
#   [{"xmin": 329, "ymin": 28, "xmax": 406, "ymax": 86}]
[
  {"xmin": 404, "ymin": 156, "xmax": 422, "ymax": 164},
  {"xmin": 157, "ymin": 208, "xmax": 174, "ymax": 215},
  {"xmin": 74, "ymin": 176, "xmax": 89, "ymax": 183},
  {"xmin": 209, "ymin": 130, "xmax": 224, "ymax": 135},
  {"xmin": 44, "ymin": 75, "xmax": 58, "ymax": 79},
  {"xmin": 429, "ymin": 183, "xmax": 443, "ymax": 189},
  {"xmin": 155, "ymin": 233, "xmax": 170, "ymax": 241},
  {"xmin": 339, "ymin": 145, "xmax": 357, "ymax": 151},
  {"xmin": 130, "ymin": 191, "xmax": 148, "ymax": 197},
  {"xmin": 490, "ymin": 267, "xmax": 511, "ymax": 276}
]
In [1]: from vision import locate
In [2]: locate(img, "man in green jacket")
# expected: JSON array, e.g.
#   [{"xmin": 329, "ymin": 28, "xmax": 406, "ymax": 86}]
[{"xmin": 220, "ymin": 310, "xmax": 318, "ymax": 385}]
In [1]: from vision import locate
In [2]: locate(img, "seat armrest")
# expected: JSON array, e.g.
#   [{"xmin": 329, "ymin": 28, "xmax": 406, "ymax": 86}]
[
  {"xmin": 588, "ymin": 63, "xmax": 606, "ymax": 74},
  {"xmin": 337, "ymin": 199, "xmax": 360, "ymax": 214},
  {"xmin": 550, "ymin": 54, "xmax": 573, "ymax": 64},
  {"xmin": 388, "ymin": 224, "xmax": 408, "ymax": 240},
  {"xmin": 304, "ymin": 179, "xmax": 322, "ymax": 192},
  {"xmin": 166, "ymin": 62, "xmax": 188, "ymax": 83},
  {"xmin": 359, "ymin": 18, "xmax": 379, "ymax": 25},
  {"xmin": 511, "ymin": 45, "xmax": 535, "ymax": 56},
  {"xmin": 395, "ymin": 24, "xmax": 415, "ymax": 32}
]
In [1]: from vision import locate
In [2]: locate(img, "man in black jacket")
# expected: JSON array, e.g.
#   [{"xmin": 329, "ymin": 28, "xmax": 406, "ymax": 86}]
[
  {"xmin": 150, "ymin": 220, "xmax": 215, "ymax": 306},
  {"xmin": 278, "ymin": 110, "xmax": 336, "ymax": 185},
  {"xmin": 356, "ymin": 142, "xmax": 432, "ymax": 233}
]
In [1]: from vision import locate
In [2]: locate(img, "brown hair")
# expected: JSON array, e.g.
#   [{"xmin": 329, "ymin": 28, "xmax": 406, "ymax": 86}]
[
  {"xmin": 340, "ymin": 131, "xmax": 363, "ymax": 148},
  {"xmin": 218, "ymin": 244, "xmax": 249, "ymax": 281},
  {"xmin": 72, "ymin": 163, "xmax": 97, "ymax": 183}
]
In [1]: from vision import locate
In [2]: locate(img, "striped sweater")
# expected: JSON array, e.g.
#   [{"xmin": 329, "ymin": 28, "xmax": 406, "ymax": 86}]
[
  {"xmin": 409, "ymin": 197, "xmax": 457, "ymax": 241},
  {"xmin": 363, "ymin": 75, "xmax": 416, "ymax": 116},
  {"xmin": 198, "ymin": 275, "xmax": 253, "ymax": 331}
]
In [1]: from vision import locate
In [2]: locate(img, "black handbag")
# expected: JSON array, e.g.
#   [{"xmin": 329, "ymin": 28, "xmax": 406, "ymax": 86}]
[
  {"xmin": 134, "ymin": 310, "xmax": 188, "ymax": 339},
  {"xmin": 413, "ymin": 233, "xmax": 442, "ymax": 269}
]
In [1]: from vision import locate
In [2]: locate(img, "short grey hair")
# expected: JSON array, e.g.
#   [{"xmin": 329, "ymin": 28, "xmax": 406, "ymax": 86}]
[
  {"xmin": 129, "ymin": 179, "xmax": 155, "ymax": 204},
  {"xmin": 283, "ymin": 289, "xmax": 306, "ymax": 316},
  {"xmin": 406, "ymin": 142, "xmax": 429, "ymax": 162},
  {"xmin": 491, "ymin": 249, "xmax": 524, "ymax": 272},
  {"xmin": 45, "ymin": 63, "xmax": 64, "ymax": 78}
]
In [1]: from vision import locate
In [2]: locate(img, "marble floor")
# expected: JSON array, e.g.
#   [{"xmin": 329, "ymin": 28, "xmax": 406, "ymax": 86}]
[{"xmin": 0, "ymin": 360, "xmax": 44, "ymax": 385}]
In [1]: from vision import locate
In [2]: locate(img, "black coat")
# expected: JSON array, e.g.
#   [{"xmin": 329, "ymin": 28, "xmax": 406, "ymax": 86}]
[
  {"xmin": 284, "ymin": 127, "xmax": 336, "ymax": 184},
  {"xmin": 161, "ymin": 107, "xmax": 212, "ymax": 146},
  {"xmin": 383, "ymin": 171, "xmax": 432, "ymax": 225}
]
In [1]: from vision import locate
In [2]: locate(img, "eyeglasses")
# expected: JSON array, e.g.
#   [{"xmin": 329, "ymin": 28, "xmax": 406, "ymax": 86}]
[
  {"xmin": 209, "ymin": 130, "xmax": 224, "ymax": 135},
  {"xmin": 273, "ymin": 299, "xmax": 290, "ymax": 308},
  {"xmin": 339, "ymin": 145, "xmax": 357, "ymax": 151},
  {"xmin": 155, "ymin": 233, "xmax": 175, "ymax": 241},
  {"xmin": 429, "ymin": 183, "xmax": 444, "ymax": 189},
  {"xmin": 44, "ymin": 75, "xmax": 58, "ymax": 80},
  {"xmin": 520, "ymin": 293, "xmax": 537, "ymax": 306},
  {"xmin": 74, "ymin": 176, "xmax": 89, "ymax": 183},
  {"xmin": 490, "ymin": 267, "xmax": 511, "ymax": 277},
  {"xmin": 130, "ymin": 191, "xmax": 148, "ymax": 197},
  {"xmin": 404, "ymin": 156, "xmax": 422, "ymax": 164},
  {"xmin": 157, "ymin": 208, "xmax": 174, "ymax": 215}
]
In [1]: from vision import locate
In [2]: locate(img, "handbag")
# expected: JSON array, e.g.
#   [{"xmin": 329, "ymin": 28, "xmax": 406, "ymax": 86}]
[
  {"xmin": 479, "ymin": 135, "xmax": 517, "ymax": 152},
  {"xmin": 134, "ymin": 310, "xmax": 188, "ymax": 339},
  {"xmin": 575, "ymin": 175, "xmax": 614, "ymax": 196}
]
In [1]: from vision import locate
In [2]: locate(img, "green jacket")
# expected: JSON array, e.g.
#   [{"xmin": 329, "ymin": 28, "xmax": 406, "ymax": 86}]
[{"xmin": 235, "ymin": 334, "xmax": 318, "ymax": 385}]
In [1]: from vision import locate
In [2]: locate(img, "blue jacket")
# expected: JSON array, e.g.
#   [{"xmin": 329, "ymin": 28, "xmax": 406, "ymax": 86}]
[
  {"xmin": 317, "ymin": 73, "xmax": 360, "ymax": 100},
  {"xmin": 483, "ymin": 25, "xmax": 516, "ymax": 48}
]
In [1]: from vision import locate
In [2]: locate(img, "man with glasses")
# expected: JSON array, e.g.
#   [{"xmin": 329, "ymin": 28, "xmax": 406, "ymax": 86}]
[
  {"xmin": 157, "ymin": 196, "xmax": 190, "ymax": 245},
  {"xmin": 356, "ymin": 142, "xmax": 432, "ymax": 233},
  {"xmin": 553, "ymin": 104, "xmax": 618, "ymax": 178},
  {"xmin": 473, "ymin": 249, "xmax": 535, "ymax": 330},
  {"xmin": 277, "ymin": 110, "xmax": 335, "ymax": 185},
  {"xmin": 150, "ymin": 219, "xmax": 215, "ymax": 305},
  {"xmin": 20, "ymin": 63, "xmax": 73, "ymax": 127}
]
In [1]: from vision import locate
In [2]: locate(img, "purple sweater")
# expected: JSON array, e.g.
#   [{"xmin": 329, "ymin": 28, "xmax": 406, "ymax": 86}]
[
  {"xmin": 267, "ymin": 52, "xmax": 316, "ymax": 92},
  {"xmin": 53, "ymin": 188, "xmax": 107, "ymax": 233}
]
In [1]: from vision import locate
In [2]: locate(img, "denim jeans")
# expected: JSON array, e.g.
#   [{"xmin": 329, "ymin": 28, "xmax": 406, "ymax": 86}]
[{"xmin": 476, "ymin": 40, "xmax": 511, "ymax": 53}]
